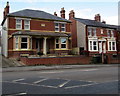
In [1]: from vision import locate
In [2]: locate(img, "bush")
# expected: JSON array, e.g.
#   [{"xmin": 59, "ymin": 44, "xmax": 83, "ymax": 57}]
[{"xmin": 37, "ymin": 52, "xmax": 43, "ymax": 56}]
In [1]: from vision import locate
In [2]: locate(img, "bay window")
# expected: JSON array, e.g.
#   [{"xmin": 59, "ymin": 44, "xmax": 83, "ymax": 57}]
[
  {"xmin": 14, "ymin": 36, "xmax": 32, "ymax": 50},
  {"xmin": 55, "ymin": 38, "xmax": 67, "ymax": 49},
  {"xmin": 108, "ymin": 41, "xmax": 116, "ymax": 51},
  {"xmin": 89, "ymin": 40, "xmax": 98, "ymax": 51}
]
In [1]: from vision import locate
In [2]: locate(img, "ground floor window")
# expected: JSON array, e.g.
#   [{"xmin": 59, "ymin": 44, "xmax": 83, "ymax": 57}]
[
  {"xmin": 108, "ymin": 41, "xmax": 116, "ymax": 51},
  {"xmin": 55, "ymin": 38, "xmax": 67, "ymax": 49},
  {"xmin": 14, "ymin": 36, "xmax": 32, "ymax": 50},
  {"xmin": 88, "ymin": 40, "xmax": 98, "ymax": 51}
]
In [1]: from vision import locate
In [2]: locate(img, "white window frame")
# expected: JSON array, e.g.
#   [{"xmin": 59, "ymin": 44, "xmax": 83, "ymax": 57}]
[
  {"xmin": 101, "ymin": 29, "xmax": 104, "ymax": 34},
  {"xmin": 55, "ymin": 23, "xmax": 59, "ymax": 32},
  {"xmin": 55, "ymin": 38, "xmax": 67, "ymax": 49},
  {"xmin": 61, "ymin": 23, "xmax": 66, "ymax": 32},
  {"xmin": 108, "ymin": 41, "xmax": 116, "ymax": 51},
  {"xmin": 93, "ymin": 28, "xmax": 96, "ymax": 36},
  {"xmin": 24, "ymin": 20, "xmax": 30, "ymax": 30},
  {"xmin": 88, "ymin": 28, "xmax": 92, "ymax": 36},
  {"xmin": 55, "ymin": 38, "xmax": 60, "ymax": 49},
  {"xmin": 15, "ymin": 36, "xmax": 19, "ymax": 49},
  {"xmin": 16, "ymin": 19, "xmax": 22, "ymax": 29},
  {"xmin": 14, "ymin": 36, "xmax": 32, "ymax": 50},
  {"xmin": 88, "ymin": 40, "xmax": 98, "ymax": 51},
  {"xmin": 60, "ymin": 38, "xmax": 67, "ymax": 49}
]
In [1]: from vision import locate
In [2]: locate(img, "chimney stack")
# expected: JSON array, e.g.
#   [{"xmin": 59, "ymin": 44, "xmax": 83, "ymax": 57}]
[
  {"xmin": 60, "ymin": 7, "xmax": 65, "ymax": 18},
  {"xmin": 69, "ymin": 10, "xmax": 75, "ymax": 20},
  {"xmin": 54, "ymin": 12, "xmax": 57, "ymax": 16},
  {"xmin": 94, "ymin": 14, "xmax": 101, "ymax": 22},
  {"xmin": 3, "ymin": 1, "xmax": 10, "ymax": 18}
]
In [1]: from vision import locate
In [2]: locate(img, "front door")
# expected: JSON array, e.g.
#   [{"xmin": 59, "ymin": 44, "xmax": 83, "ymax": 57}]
[
  {"xmin": 36, "ymin": 39, "xmax": 40, "ymax": 52},
  {"xmin": 103, "ymin": 42, "xmax": 106, "ymax": 53}
]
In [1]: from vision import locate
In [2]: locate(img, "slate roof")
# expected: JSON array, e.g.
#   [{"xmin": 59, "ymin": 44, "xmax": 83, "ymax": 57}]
[
  {"xmin": 8, "ymin": 9, "xmax": 71, "ymax": 22},
  {"xmin": 74, "ymin": 18, "xmax": 118, "ymax": 29},
  {"xmin": 12, "ymin": 31, "xmax": 70, "ymax": 37}
]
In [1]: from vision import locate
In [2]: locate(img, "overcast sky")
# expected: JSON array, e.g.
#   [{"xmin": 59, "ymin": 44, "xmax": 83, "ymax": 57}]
[{"xmin": 0, "ymin": 0, "xmax": 119, "ymax": 27}]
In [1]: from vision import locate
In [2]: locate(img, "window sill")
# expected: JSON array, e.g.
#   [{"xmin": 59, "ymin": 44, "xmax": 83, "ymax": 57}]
[
  {"xmin": 54, "ymin": 49, "xmax": 70, "ymax": 50},
  {"xmin": 13, "ymin": 49, "xmax": 33, "ymax": 51}
]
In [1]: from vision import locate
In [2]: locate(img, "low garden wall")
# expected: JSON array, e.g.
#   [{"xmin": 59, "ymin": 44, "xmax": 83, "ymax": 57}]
[{"xmin": 20, "ymin": 56, "xmax": 92, "ymax": 65}]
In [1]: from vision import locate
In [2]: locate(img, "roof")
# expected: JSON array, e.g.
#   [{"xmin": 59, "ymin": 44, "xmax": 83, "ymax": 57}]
[
  {"xmin": 12, "ymin": 31, "xmax": 71, "ymax": 37},
  {"xmin": 8, "ymin": 9, "xmax": 71, "ymax": 22},
  {"xmin": 74, "ymin": 18, "xmax": 118, "ymax": 29}
]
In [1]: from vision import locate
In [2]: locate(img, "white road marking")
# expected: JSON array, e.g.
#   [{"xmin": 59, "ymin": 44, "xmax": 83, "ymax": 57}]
[
  {"xmin": 33, "ymin": 78, "xmax": 48, "ymax": 84},
  {"xmin": 12, "ymin": 78, "xmax": 25, "ymax": 82},
  {"xmin": 82, "ymin": 69, "xmax": 98, "ymax": 71},
  {"xmin": 58, "ymin": 80, "xmax": 70, "ymax": 87},
  {"xmin": 65, "ymin": 83, "xmax": 98, "ymax": 89},
  {"xmin": 40, "ymin": 71, "xmax": 63, "ymax": 73}
]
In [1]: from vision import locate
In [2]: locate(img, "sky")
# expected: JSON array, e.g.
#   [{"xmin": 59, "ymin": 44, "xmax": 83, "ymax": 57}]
[{"xmin": 0, "ymin": 0, "xmax": 119, "ymax": 29}]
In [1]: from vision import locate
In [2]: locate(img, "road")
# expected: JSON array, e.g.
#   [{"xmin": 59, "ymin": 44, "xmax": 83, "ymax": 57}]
[{"xmin": 2, "ymin": 65, "xmax": 119, "ymax": 95}]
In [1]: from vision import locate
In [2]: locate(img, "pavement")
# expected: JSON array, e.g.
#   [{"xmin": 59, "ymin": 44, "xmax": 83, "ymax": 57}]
[{"xmin": 2, "ymin": 64, "xmax": 118, "ymax": 72}]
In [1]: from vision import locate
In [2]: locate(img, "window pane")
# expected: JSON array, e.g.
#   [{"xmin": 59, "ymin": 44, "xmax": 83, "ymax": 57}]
[
  {"xmin": 55, "ymin": 23, "xmax": 59, "ymax": 26},
  {"xmin": 16, "ymin": 19, "xmax": 21, "ymax": 23},
  {"xmin": 21, "ymin": 43, "xmax": 27, "ymax": 49},
  {"xmin": 61, "ymin": 44, "xmax": 66, "ymax": 48},
  {"xmin": 24, "ymin": 20, "xmax": 29, "ymax": 24},
  {"xmin": 93, "ymin": 41, "xmax": 96, "ymax": 45},
  {"xmin": 56, "ymin": 44, "xmax": 59, "ymax": 48},
  {"xmin": 61, "ymin": 28, "xmax": 65, "ymax": 31},
  {"xmin": 55, "ymin": 28, "xmax": 59, "ymax": 31},
  {"xmin": 56, "ymin": 39, "xmax": 59, "ymax": 43},
  {"xmin": 109, "ymin": 42, "xmax": 111, "ymax": 50},
  {"xmin": 112, "ymin": 42, "xmax": 115, "ymax": 50},
  {"xmin": 88, "ymin": 28, "xmax": 92, "ymax": 36},
  {"xmin": 61, "ymin": 24, "xmax": 65, "ymax": 27},
  {"xmin": 93, "ymin": 46, "xmax": 97, "ymax": 50},
  {"xmin": 21, "ymin": 37, "xmax": 27, "ymax": 42},
  {"xmin": 61, "ymin": 38, "xmax": 66, "ymax": 43}
]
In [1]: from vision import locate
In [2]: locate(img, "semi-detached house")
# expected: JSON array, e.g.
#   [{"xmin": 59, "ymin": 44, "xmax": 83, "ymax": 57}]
[
  {"xmin": 69, "ymin": 10, "xmax": 119, "ymax": 63},
  {"xmin": 1, "ymin": 2, "xmax": 72, "ymax": 58}
]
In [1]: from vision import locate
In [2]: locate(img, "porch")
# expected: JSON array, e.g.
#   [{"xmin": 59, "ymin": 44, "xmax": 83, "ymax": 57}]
[{"xmin": 11, "ymin": 31, "xmax": 72, "ymax": 58}]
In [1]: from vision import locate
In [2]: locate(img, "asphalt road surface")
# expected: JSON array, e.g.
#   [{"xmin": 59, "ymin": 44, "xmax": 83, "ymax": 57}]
[{"xmin": 2, "ymin": 65, "xmax": 119, "ymax": 95}]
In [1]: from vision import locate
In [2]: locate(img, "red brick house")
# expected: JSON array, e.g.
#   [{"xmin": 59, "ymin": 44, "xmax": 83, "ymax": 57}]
[
  {"xmin": 69, "ymin": 10, "xmax": 119, "ymax": 63},
  {"xmin": 1, "ymin": 2, "xmax": 72, "ymax": 58}
]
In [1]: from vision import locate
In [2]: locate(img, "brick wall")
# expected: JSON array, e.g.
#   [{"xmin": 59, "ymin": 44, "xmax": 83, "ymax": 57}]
[{"xmin": 20, "ymin": 56, "xmax": 91, "ymax": 65}]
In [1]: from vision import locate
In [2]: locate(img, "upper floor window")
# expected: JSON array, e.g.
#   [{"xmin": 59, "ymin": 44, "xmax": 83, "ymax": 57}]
[
  {"xmin": 24, "ymin": 20, "xmax": 30, "ymax": 30},
  {"xmin": 88, "ymin": 28, "xmax": 92, "ymax": 36},
  {"xmin": 61, "ymin": 24, "xmax": 66, "ymax": 32},
  {"xmin": 93, "ymin": 28, "xmax": 96, "ymax": 36},
  {"xmin": 16, "ymin": 19, "xmax": 22, "ymax": 29},
  {"xmin": 107, "ymin": 30, "xmax": 114, "ymax": 37},
  {"xmin": 101, "ymin": 29, "xmax": 104, "ymax": 34},
  {"xmin": 55, "ymin": 23, "xmax": 59, "ymax": 32}
]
